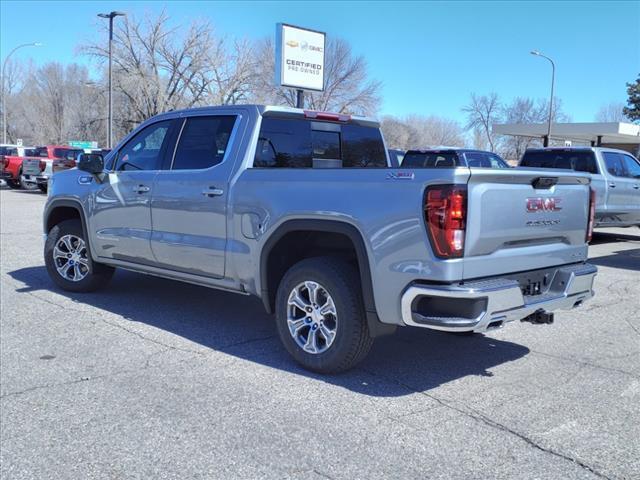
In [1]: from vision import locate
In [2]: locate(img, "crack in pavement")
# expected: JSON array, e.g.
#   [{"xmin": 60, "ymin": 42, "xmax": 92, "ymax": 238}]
[
  {"xmin": 528, "ymin": 349, "xmax": 640, "ymax": 379},
  {"xmin": 624, "ymin": 319, "xmax": 640, "ymax": 337},
  {"xmin": 1, "ymin": 368, "xmax": 137, "ymax": 400},
  {"xmin": 360, "ymin": 368, "xmax": 612, "ymax": 480}
]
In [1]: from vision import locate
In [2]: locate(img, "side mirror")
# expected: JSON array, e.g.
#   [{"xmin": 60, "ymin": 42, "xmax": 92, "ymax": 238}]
[{"xmin": 77, "ymin": 153, "xmax": 104, "ymax": 174}]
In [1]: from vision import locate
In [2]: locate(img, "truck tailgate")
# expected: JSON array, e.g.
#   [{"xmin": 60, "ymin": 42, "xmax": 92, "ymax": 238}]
[
  {"xmin": 463, "ymin": 168, "xmax": 591, "ymax": 280},
  {"xmin": 22, "ymin": 157, "xmax": 42, "ymax": 176}
]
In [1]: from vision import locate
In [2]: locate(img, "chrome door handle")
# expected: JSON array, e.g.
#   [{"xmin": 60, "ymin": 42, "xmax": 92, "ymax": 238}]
[
  {"xmin": 633, "ymin": 185, "xmax": 640, "ymax": 189},
  {"xmin": 202, "ymin": 187, "xmax": 224, "ymax": 197},
  {"xmin": 134, "ymin": 184, "xmax": 150, "ymax": 194},
  {"xmin": 609, "ymin": 183, "xmax": 616, "ymax": 188}
]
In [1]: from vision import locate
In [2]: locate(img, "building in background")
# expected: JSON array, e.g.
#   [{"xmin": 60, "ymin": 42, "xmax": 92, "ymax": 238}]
[{"xmin": 493, "ymin": 122, "xmax": 640, "ymax": 157}]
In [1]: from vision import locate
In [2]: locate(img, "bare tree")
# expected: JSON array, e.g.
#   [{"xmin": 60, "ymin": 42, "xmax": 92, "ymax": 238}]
[
  {"xmin": 499, "ymin": 97, "xmax": 546, "ymax": 161},
  {"xmin": 462, "ymin": 93, "xmax": 501, "ymax": 152},
  {"xmin": 472, "ymin": 127, "xmax": 488, "ymax": 151},
  {"xmin": 2, "ymin": 58, "xmax": 30, "ymax": 142},
  {"xmin": 380, "ymin": 114, "xmax": 464, "ymax": 150},
  {"xmin": 205, "ymin": 38, "xmax": 258, "ymax": 105},
  {"xmin": 497, "ymin": 96, "xmax": 570, "ymax": 160},
  {"xmin": 4, "ymin": 61, "xmax": 104, "ymax": 145},
  {"xmin": 253, "ymin": 37, "xmax": 381, "ymax": 115},
  {"xmin": 405, "ymin": 115, "xmax": 464, "ymax": 148},
  {"xmin": 595, "ymin": 102, "xmax": 629, "ymax": 122},
  {"xmin": 82, "ymin": 11, "xmax": 256, "ymax": 129},
  {"xmin": 380, "ymin": 116, "xmax": 414, "ymax": 150}
]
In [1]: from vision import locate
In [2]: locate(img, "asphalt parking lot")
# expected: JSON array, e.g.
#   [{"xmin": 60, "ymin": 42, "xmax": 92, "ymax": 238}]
[{"xmin": 1, "ymin": 187, "xmax": 638, "ymax": 480}]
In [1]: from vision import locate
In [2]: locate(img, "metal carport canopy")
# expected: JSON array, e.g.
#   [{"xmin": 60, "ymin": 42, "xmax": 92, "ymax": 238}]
[{"xmin": 492, "ymin": 122, "xmax": 640, "ymax": 145}]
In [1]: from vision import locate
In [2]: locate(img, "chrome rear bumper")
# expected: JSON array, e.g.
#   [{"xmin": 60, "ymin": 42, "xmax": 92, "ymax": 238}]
[{"xmin": 401, "ymin": 263, "xmax": 597, "ymax": 332}]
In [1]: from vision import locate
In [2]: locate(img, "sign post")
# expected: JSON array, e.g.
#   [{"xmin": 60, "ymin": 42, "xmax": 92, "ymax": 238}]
[{"xmin": 275, "ymin": 23, "xmax": 326, "ymax": 109}]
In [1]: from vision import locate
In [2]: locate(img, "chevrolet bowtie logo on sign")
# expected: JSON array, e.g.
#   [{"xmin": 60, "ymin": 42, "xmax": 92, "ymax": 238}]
[
  {"xmin": 526, "ymin": 197, "xmax": 563, "ymax": 213},
  {"xmin": 275, "ymin": 23, "xmax": 326, "ymax": 92}
]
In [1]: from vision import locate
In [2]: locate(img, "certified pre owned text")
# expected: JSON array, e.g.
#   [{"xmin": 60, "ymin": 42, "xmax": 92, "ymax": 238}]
[{"xmin": 286, "ymin": 59, "xmax": 322, "ymax": 75}]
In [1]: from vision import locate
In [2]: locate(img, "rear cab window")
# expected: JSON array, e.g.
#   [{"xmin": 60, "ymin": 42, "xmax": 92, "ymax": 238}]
[
  {"xmin": 520, "ymin": 150, "xmax": 599, "ymax": 174},
  {"xmin": 402, "ymin": 151, "xmax": 460, "ymax": 168},
  {"xmin": 463, "ymin": 151, "xmax": 509, "ymax": 168},
  {"xmin": 53, "ymin": 148, "xmax": 84, "ymax": 160},
  {"xmin": 35, "ymin": 147, "xmax": 50, "ymax": 158},
  {"xmin": 0, "ymin": 147, "xmax": 18, "ymax": 156},
  {"xmin": 253, "ymin": 116, "xmax": 387, "ymax": 168}
]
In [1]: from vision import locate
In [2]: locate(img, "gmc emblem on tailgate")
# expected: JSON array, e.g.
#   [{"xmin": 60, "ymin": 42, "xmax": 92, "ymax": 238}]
[{"xmin": 526, "ymin": 197, "xmax": 562, "ymax": 213}]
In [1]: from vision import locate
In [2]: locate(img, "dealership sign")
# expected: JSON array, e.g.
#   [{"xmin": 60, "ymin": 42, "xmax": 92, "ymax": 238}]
[
  {"xmin": 275, "ymin": 23, "xmax": 326, "ymax": 92},
  {"xmin": 68, "ymin": 141, "xmax": 98, "ymax": 149}
]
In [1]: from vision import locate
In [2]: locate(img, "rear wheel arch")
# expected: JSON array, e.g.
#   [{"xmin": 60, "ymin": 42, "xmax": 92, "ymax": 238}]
[{"xmin": 259, "ymin": 219, "xmax": 394, "ymax": 338}]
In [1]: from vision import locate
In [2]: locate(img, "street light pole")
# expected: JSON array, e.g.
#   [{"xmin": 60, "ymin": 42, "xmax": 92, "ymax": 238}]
[
  {"xmin": 531, "ymin": 50, "xmax": 555, "ymax": 147},
  {"xmin": 2, "ymin": 42, "xmax": 43, "ymax": 144},
  {"xmin": 98, "ymin": 11, "xmax": 126, "ymax": 149}
]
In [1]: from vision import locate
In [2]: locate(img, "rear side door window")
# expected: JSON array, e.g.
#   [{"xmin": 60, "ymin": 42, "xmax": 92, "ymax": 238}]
[
  {"xmin": 254, "ymin": 117, "xmax": 312, "ymax": 168},
  {"xmin": 115, "ymin": 120, "xmax": 173, "ymax": 171},
  {"xmin": 171, "ymin": 116, "xmax": 237, "ymax": 170},
  {"xmin": 621, "ymin": 154, "xmax": 640, "ymax": 179},
  {"xmin": 602, "ymin": 152, "xmax": 626, "ymax": 177}
]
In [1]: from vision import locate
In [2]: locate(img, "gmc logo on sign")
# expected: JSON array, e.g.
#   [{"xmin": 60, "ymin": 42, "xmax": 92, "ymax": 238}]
[{"xmin": 526, "ymin": 197, "xmax": 562, "ymax": 213}]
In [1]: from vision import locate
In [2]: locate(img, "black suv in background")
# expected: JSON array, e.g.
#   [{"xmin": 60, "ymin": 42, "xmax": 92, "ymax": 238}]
[{"xmin": 401, "ymin": 148, "xmax": 510, "ymax": 168}]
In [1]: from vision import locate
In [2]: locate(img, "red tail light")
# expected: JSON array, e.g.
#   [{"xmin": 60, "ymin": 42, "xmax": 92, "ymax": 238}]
[
  {"xmin": 39, "ymin": 160, "xmax": 46, "ymax": 171},
  {"xmin": 425, "ymin": 185, "xmax": 467, "ymax": 258},
  {"xmin": 586, "ymin": 188, "xmax": 596, "ymax": 243}
]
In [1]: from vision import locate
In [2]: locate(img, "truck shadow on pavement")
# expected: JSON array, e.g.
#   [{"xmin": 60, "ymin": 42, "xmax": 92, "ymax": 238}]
[
  {"xmin": 8, "ymin": 266, "xmax": 530, "ymax": 397},
  {"xmin": 589, "ymin": 248, "xmax": 640, "ymax": 272},
  {"xmin": 590, "ymin": 230, "xmax": 640, "ymax": 245}
]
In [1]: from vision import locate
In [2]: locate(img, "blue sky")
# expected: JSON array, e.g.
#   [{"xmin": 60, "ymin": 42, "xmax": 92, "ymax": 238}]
[{"xmin": 2, "ymin": 1, "xmax": 638, "ymax": 123}]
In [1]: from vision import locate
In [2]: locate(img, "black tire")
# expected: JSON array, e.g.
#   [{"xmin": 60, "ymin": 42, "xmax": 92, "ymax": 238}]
[
  {"xmin": 275, "ymin": 256, "xmax": 374, "ymax": 373},
  {"xmin": 7, "ymin": 179, "xmax": 21, "ymax": 189},
  {"xmin": 38, "ymin": 184, "xmax": 47, "ymax": 193},
  {"xmin": 44, "ymin": 219, "xmax": 114, "ymax": 292}
]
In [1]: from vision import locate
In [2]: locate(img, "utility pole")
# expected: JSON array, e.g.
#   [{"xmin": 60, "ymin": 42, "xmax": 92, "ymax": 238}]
[
  {"xmin": 296, "ymin": 89, "xmax": 304, "ymax": 109},
  {"xmin": 531, "ymin": 50, "xmax": 555, "ymax": 147},
  {"xmin": 98, "ymin": 11, "xmax": 126, "ymax": 149}
]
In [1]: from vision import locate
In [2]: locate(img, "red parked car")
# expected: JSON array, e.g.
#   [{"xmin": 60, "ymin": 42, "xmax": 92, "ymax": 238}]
[{"xmin": 0, "ymin": 145, "xmax": 41, "ymax": 190}]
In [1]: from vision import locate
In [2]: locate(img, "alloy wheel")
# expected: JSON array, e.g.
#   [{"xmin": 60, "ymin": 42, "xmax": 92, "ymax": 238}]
[
  {"xmin": 286, "ymin": 281, "xmax": 338, "ymax": 354},
  {"xmin": 53, "ymin": 234, "xmax": 89, "ymax": 282}
]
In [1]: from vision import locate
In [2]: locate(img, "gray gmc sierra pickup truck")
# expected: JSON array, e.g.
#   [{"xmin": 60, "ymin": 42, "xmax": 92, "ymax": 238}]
[
  {"xmin": 520, "ymin": 147, "xmax": 640, "ymax": 227},
  {"xmin": 43, "ymin": 105, "xmax": 597, "ymax": 373}
]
